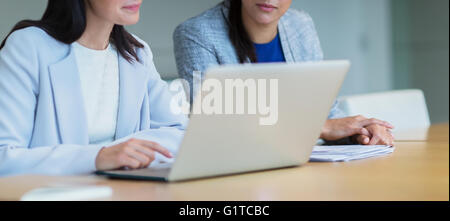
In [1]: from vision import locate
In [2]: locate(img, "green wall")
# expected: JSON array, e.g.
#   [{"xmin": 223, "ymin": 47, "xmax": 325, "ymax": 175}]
[{"xmin": 392, "ymin": 0, "xmax": 449, "ymax": 123}]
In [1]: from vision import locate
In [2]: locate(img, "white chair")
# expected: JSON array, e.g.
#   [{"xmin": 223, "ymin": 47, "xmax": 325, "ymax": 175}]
[{"xmin": 338, "ymin": 89, "xmax": 431, "ymax": 141}]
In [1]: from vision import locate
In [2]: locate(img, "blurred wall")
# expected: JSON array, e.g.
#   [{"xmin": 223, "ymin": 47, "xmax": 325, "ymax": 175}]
[
  {"xmin": 293, "ymin": 0, "xmax": 393, "ymax": 96},
  {"xmin": 0, "ymin": 0, "xmax": 46, "ymax": 37},
  {"xmin": 392, "ymin": 0, "xmax": 449, "ymax": 123}
]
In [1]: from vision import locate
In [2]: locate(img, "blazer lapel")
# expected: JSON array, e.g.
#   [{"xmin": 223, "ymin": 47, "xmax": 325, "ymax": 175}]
[
  {"xmin": 279, "ymin": 17, "xmax": 297, "ymax": 63},
  {"xmin": 49, "ymin": 47, "xmax": 89, "ymax": 144},
  {"xmin": 114, "ymin": 55, "xmax": 149, "ymax": 140}
]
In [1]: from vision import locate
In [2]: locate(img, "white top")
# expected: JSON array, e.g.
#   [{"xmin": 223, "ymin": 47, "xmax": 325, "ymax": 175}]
[{"xmin": 73, "ymin": 42, "xmax": 120, "ymax": 145}]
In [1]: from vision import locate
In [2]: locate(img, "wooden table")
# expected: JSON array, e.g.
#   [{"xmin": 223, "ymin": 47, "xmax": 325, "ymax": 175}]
[{"xmin": 0, "ymin": 124, "xmax": 448, "ymax": 201}]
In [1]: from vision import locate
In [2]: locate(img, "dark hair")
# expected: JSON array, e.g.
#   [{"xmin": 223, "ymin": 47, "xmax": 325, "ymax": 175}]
[
  {"xmin": 0, "ymin": 0, "xmax": 143, "ymax": 63},
  {"xmin": 226, "ymin": 0, "xmax": 257, "ymax": 63}
]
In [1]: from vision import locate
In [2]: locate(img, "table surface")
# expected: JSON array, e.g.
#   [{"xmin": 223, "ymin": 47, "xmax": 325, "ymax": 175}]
[{"xmin": 0, "ymin": 124, "xmax": 448, "ymax": 201}]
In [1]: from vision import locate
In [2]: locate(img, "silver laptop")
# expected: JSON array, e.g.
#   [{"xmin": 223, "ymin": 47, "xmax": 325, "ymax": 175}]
[{"xmin": 96, "ymin": 60, "xmax": 350, "ymax": 182}]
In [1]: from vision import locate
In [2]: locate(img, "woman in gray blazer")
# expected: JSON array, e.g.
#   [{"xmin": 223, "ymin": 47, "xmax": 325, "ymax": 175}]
[{"xmin": 174, "ymin": 0, "xmax": 394, "ymax": 146}]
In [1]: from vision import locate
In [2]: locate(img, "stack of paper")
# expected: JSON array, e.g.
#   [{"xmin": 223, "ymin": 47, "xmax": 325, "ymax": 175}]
[{"xmin": 310, "ymin": 145, "xmax": 394, "ymax": 162}]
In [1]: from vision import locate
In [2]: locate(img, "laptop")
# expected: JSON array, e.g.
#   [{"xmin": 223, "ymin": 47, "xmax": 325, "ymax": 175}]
[{"xmin": 96, "ymin": 60, "xmax": 350, "ymax": 182}]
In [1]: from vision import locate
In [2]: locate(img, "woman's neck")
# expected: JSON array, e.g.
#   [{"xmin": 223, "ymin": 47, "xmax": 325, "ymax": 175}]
[
  {"xmin": 77, "ymin": 7, "xmax": 114, "ymax": 50},
  {"xmin": 242, "ymin": 11, "xmax": 279, "ymax": 44}
]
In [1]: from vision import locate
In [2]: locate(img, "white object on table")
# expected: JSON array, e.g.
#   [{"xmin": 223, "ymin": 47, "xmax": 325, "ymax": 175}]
[{"xmin": 20, "ymin": 185, "xmax": 113, "ymax": 201}]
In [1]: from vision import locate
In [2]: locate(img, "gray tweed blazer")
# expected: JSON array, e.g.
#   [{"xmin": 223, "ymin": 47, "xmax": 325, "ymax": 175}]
[{"xmin": 173, "ymin": 1, "xmax": 343, "ymax": 119}]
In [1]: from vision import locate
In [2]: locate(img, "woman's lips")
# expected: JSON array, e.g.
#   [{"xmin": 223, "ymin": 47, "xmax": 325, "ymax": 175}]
[
  {"xmin": 123, "ymin": 3, "xmax": 141, "ymax": 13},
  {"xmin": 256, "ymin": 3, "xmax": 277, "ymax": 13}
]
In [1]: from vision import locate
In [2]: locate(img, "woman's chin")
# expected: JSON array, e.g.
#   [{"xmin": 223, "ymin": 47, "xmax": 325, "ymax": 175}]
[
  {"xmin": 117, "ymin": 15, "xmax": 140, "ymax": 26},
  {"xmin": 114, "ymin": 11, "xmax": 139, "ymax": 25},
  {"xmin": 254, "ymin": 15, "xmax": 278, "ymax": 25}
]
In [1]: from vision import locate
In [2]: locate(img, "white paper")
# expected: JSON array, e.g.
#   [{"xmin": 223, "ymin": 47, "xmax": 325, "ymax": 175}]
[{"xmin": 310, "ymin": 145, "xmax": 394, "ymax": 162}]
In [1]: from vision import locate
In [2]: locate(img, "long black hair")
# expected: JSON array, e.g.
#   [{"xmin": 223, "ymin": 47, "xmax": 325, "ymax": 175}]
[
  {"xmin": 0, "ymin": 0, "xmax": 143, "ymax": 63},
  {"xmin": 226, "ymin": 0, "xmax": 257, "ymax": 63}
]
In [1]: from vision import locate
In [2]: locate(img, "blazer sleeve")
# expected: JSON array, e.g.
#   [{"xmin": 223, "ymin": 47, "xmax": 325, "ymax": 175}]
[
  {"xmin": 328, "ymin": 100, "xmax": 346, "ymax": 119},
  {"xmin": 0, "ymin": 29, "xmax": 104, "ymax": 176},
  {"xmin": 173, "ymin": 24, "xmax": 220, "ymax": 104}
]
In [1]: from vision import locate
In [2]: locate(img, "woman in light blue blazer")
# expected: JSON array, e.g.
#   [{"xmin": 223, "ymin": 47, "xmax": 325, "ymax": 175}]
[
  {"xmin": 0, "ymin": 0, "xmax": 187, "ymax": 176},
  {"xmin": 174, "ymin": 0, "xmax": 394, "ymax": 146}
]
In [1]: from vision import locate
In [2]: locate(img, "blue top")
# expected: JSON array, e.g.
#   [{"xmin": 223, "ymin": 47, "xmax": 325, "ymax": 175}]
[{"xmin": 254, "ymin": 33, "xmax": 286, "ymax": 63}]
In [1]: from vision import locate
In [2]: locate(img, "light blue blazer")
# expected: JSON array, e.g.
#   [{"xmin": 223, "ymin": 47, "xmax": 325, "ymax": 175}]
[{"xmin": 0, "ymin": 27, "xmax": 188, "ymax": 176}]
